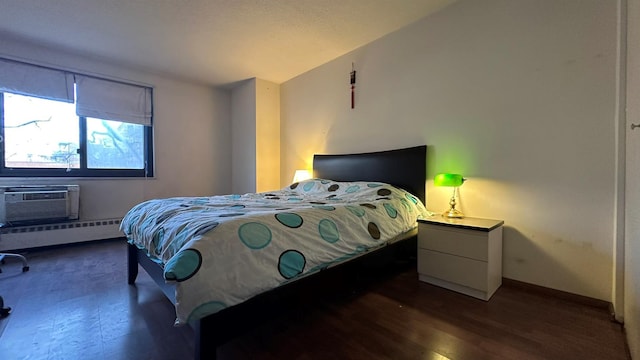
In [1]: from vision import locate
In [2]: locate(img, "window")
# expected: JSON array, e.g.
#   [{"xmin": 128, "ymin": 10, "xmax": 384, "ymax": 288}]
[
  {"xmin": 0, "ymin": 59, "xmax": 153, "ymax": 177},
  {"xmin": 86, "ymin": 117, "xmax": 146, "ymax": 170},
  {"xmin": 3, "ymin": 93, "xmax": 80, "ymax": 170}
]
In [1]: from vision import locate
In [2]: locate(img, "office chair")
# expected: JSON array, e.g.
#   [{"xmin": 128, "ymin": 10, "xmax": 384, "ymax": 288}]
[
  {"xmin": 0, "ymin": 295, "xmax": 9, "ymax": 317},
  {"xmin": 0, "ymin": 252, "xmax": 29, "ymax": 273},
  {"xmin": 0, "ymin": 253, "xmax": 28, "ymax": 318}
]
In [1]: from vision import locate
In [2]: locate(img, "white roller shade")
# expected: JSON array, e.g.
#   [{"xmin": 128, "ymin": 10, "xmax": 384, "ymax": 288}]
[
  {"xmin": 0, "ymin": 58, "xmax": 74, "ymax": 103},
  {"xmin": 75, "ymin": 75, "xmax": 152, "ymax": 126}
]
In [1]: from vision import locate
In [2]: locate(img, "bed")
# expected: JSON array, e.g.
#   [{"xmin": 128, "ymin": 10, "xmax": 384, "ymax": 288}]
[{"xmin": 124, "ymin": 144, "xmax": 427, "ymax": 359}]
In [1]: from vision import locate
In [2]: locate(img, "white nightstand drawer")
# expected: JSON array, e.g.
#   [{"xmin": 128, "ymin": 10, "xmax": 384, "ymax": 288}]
[
  {"xmin": 419, "ymin": 225, "xmax": 488, "ymax": 261},
  {"xmin": 418, "ymin": 249, "xmax": 488, "ymax": 291}
]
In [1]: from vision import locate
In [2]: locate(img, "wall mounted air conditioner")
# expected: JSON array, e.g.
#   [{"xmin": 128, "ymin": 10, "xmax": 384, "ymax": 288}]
[{"xmin": 0, "ymin": 185, "xmax": 79, "ymax": 226}]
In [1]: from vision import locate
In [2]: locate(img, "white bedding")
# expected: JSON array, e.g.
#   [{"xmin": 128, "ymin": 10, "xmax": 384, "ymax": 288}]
[{"xmin": 121, "ymin": 179, "xmax": 428, "ymax": 325}]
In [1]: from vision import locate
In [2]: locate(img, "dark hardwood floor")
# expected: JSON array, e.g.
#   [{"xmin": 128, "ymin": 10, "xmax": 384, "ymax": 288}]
[{"xmin": 0, "ymin": 239, "xmax": 630, "ymax": 360}]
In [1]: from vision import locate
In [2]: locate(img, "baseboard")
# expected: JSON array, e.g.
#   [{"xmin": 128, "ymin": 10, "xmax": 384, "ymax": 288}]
[
  {"xmin": 508, "ymin": 280, "xmax": 630, "ymax": 359},
  {"xmin": 0, "ymin": 218, "xmax": 123, "ymax": 251},
  {"xmin": 502, "ymin": 277, "xmax": 611, "ymax": 310},
  {"xmin": 10, "ymin": 236, "xmax": 126, "ymax": 254}
]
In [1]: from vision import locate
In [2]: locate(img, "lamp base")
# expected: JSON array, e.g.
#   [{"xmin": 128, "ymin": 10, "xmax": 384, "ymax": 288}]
[
  {"xmin": 442, "ymin": 189, "xmax": 464, "ymax": 218},
  {"xmin": 442, "ymin": 208, "xmax": 464, "ymax": 219}
]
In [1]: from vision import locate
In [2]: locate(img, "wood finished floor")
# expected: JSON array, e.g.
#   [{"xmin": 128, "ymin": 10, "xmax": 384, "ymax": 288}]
[{"xmin": 0, "ymin": 239, "xmax": 630, "ymax": 360}]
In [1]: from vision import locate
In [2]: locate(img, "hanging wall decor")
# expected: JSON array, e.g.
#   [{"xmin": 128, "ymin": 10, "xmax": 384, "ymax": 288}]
[{"xmin": 350, "ymin": 63, "xmax": 356, "ymax": 109}]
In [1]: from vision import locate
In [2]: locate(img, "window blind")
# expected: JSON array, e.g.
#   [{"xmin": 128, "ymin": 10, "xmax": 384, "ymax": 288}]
[
  {"xmin": 0, "ymin": 58, "xmax": 75, "ymax": 103},
  {"xmin": 75, "ymin": 75, "xmax": 152, "ymax": 126}
]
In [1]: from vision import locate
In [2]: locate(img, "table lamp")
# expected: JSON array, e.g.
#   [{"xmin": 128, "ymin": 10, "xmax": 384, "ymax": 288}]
[
  {"xmin": 292, "ymin": 169, "xmax": 312, "ymax": 183},
  {"xmin": 434, "ymin": 173, "xmax": 465, "ymax": 218}
]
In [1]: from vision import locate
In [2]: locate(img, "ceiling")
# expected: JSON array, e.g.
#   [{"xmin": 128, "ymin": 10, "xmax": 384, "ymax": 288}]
[{"xmin": 0, "ymin": 0, "xmax": 454, "ymax": 87}]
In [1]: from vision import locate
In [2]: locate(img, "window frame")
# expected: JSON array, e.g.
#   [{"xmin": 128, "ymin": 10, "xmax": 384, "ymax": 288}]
[{"xmin": 0, "ymin": 93, "xmax": 154, "ymax": 178}]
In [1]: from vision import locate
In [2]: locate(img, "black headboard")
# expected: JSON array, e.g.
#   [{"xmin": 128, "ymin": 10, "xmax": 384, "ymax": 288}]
[{"xmin": 313, "ymin": 145, "xmax": 427, "ymax": 204}]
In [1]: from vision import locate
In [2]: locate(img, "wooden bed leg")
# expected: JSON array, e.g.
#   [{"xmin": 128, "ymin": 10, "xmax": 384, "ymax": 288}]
[
  {"xmin": 127, "ymin": 244, "xmax": 139, "ymax": 284},
  {"xmin": 194, "ymin": 319, "xmax": 218, "ymax": 360}
]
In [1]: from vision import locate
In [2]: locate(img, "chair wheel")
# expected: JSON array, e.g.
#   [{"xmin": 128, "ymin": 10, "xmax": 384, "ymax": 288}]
[
  {"xmin": 0, "ymin": 307, "xmax": 11, "ymax": 318},
  {"xmin": 22, "ymin": 266, "xmax": 29, "ymax": 272}
]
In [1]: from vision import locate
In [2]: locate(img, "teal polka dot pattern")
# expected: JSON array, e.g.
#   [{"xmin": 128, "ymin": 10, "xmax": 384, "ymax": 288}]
[
  {"xmin": 399, "ymin": 198, "xmax": 410, "ymax": 210},
  {"xmin": 238, "ymin": 222, "xmax": 272, "ymax": 249},
  {"xmin": 278, "ymin": 250, "xmax": 306, "ymax": 279},
  {"xmin": 164, "ymin": 248, "xmax": 202, "ymax": 282},
  {"xmin": 345, "ymin": 185, "xmax": 360, "ymax": 193},
  {"xmin": 275, "ymin": 213, "xmax": 303, "ymax": 228},
  {"xmin": 188, "ymin": 301, "xmax": 228, "ymax": 323},
  {"xmin": 120, "ymin": 177, "xmax": 431, "ymax": 325},
  {"xmin": 406, "ymin": 193, "xmax": 418, "ymax": 204},
  {"xmin": 346, "ymin": 205, "xmax": 365, "ymax": 217},
  {"xmin": 312, "ymin": 205, "xmax": 336, "ymax": 211},
  {"xmin": 319, "ymin": 219, "xmax": 340, "ymax": 243},
  {"xmin": 383, "ymin": 203, "xmax": 398, "ymax": 219},
  {"xmin": 303, "ymin": 181, "xmax": 315, "ymax": 192}
]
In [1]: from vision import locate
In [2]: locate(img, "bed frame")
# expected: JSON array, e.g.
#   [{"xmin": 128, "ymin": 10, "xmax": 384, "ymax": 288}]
[{"xmin": 127, "ymin": 145, "xmax": 427, "ymax": 359}]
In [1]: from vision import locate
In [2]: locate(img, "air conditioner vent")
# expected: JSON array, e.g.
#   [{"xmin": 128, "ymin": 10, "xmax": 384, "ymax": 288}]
[
  {"xmin": 22, "ymin": 191, "xmax": 67, "ymax": 201},
  {"xmin": 0, "ymin": 185, "xmax": 79, "ymax": 226}
]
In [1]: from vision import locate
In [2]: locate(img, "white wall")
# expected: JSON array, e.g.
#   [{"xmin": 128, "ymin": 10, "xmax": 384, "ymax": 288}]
[
  {"xmin": 231, "ymin": 79, "xmax": 257, "ymax": 194},
  {"xmin": 625, "ymin": 0, "xmax": 640, "ymax": 357},
  {"xmin": 255, "ymin": 78, "xmax": 281, "ymax": 192},
  {"xmin": 281, "ymin": 0, "xmax": 618, "ymax": 301},
  {"xmin": 231, "ymin": 78, "xmax": 281, "ymax": 194},
  {"xmin": 0, "ymin": 36, "xmax": 232, "ymax": 222}
]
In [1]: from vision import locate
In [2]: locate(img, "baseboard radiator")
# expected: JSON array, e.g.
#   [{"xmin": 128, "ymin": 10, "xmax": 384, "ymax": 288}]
[{"xmin": 0, "ymin": 218, "xmax": 123, "ymax": 251}]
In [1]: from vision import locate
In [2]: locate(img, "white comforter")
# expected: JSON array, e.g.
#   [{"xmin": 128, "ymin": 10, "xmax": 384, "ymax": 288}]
[{"xmin": 121, "ymin": 179, "xmax": 428, "ymax": 325}]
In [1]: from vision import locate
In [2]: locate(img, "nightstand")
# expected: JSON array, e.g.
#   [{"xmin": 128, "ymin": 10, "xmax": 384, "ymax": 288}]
[{"xmin": 417, "ymin": 216, "xmax": 504, "ymax": 300}]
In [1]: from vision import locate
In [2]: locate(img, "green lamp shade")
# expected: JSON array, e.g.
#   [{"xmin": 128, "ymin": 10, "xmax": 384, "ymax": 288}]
[{"xmin": 434, "ymin": 173, "xmax": 464, "ymax": 187}]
